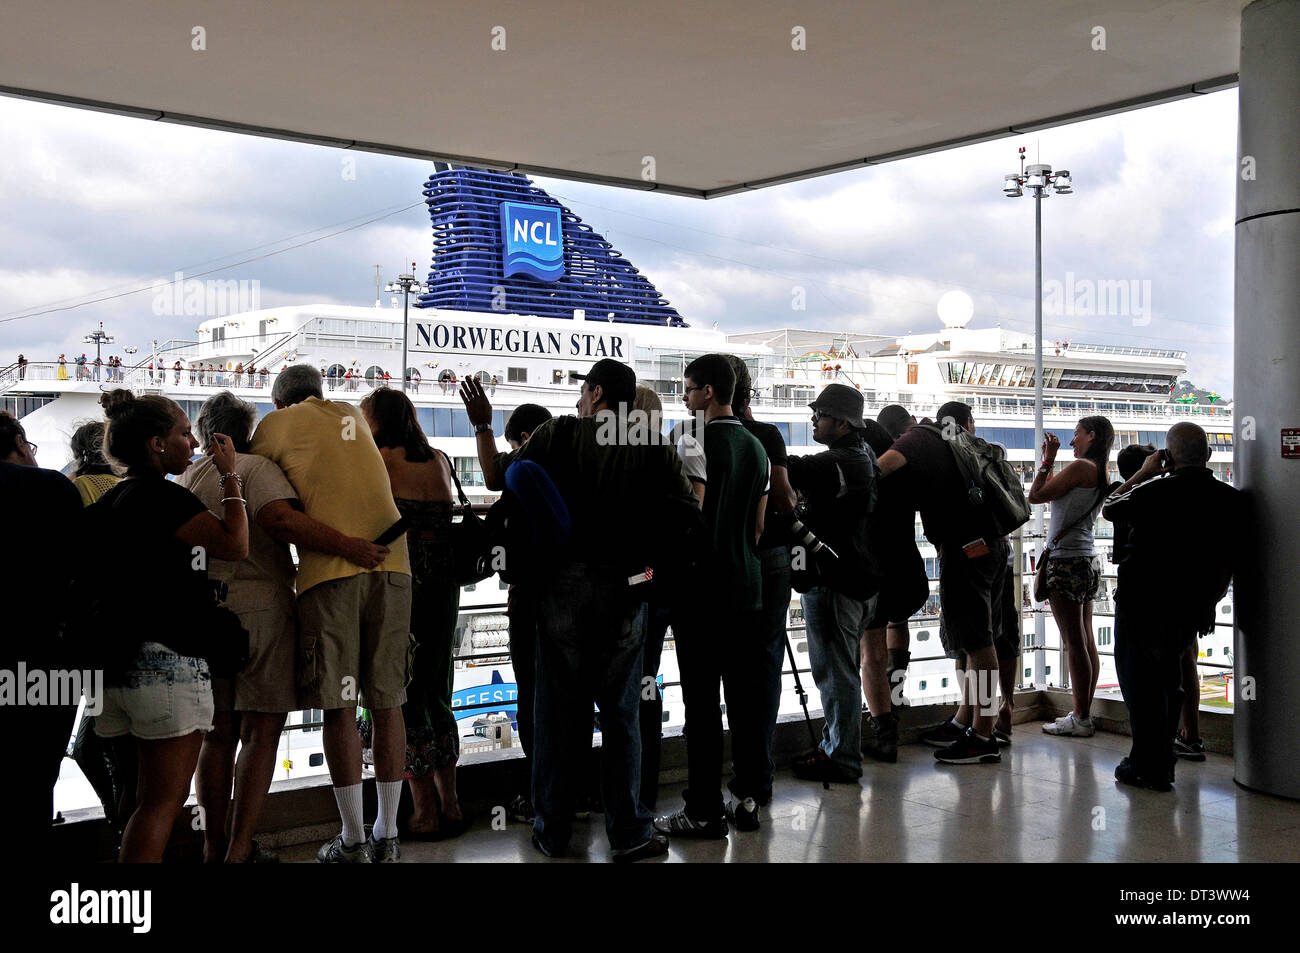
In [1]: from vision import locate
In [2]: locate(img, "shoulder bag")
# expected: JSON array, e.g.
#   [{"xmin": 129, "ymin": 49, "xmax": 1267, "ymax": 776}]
[{"xmin": 440, "ymin": 450, "xmax": 495, "ymax": 586}]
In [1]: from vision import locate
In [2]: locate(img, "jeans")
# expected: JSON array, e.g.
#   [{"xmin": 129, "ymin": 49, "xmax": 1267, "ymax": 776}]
[
  {"xmin": 639, "ymin": 599, "xmax": 671, "ymax": 810},
  {"xmin": 675, "ymin": 550, "xmax": 791, "ymax": 817},
  {"xmin": 532, "ymin": 563, "xmax": 652, "ymax": 852},
  {"xmin": 1115, "ymin": 605, "xmax": 1187, "ymax": 783},
  {"xmin": 727, "ymin": 546, "xmax": 791, "ymax": 804},
  {"xmin": 801, "ymin": 587, "xmax": 874, "ymax": 777},
  {"xmin": 507, "ymin": 585, "xmax": 540, "ymax": 766}
]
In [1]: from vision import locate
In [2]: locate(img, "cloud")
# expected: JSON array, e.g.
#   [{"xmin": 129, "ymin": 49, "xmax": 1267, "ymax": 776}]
[{"xmin": 0, "ymin": 88, "xmax": 1238, "ymax": 396}]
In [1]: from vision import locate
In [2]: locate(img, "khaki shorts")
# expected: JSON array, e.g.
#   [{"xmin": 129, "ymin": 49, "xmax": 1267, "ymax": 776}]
[
  {"xmin": 298, "ymin": 572, "xmax": 414, "ymax": 711},
  {"xmin": 212, "ymin": 586, "xmax": 299, "ymax": 714}
]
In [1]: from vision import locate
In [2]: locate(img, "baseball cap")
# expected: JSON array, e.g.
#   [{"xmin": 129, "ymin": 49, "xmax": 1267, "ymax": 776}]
[{"xmin": 569, "ymin": 359, "xmax": 636, "ymax": 408}]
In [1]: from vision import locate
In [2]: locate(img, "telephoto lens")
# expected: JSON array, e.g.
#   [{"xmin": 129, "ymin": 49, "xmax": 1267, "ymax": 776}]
[{"xmin": 789, "ymin": 517, "xmax": 839, "ymax": 560}]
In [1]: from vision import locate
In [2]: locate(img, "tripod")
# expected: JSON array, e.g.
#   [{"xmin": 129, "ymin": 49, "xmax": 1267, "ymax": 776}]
[{"xmin": 784, "ymin": 632, "xmax": 830, "ymax": 791}]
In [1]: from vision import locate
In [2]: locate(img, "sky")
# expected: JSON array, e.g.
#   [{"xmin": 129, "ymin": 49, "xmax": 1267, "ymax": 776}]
[{"xmin": 0, "ymin": 88, "xmax": 1237, "ymax": 395}]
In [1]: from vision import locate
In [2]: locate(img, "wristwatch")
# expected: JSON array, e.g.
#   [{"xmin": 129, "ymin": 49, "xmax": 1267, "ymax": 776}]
[{"xmin": 474, "ymin": 422, "xmax": 493, "ymax": 434}]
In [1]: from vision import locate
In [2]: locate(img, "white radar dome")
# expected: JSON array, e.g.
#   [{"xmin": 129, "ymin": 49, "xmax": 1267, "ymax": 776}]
[{"xmin": 937, "ymin": 290, "xmax": 975, "ymax": 328}]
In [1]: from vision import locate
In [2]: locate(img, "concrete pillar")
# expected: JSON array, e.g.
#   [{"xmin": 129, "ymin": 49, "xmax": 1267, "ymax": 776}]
[{"xmin": 1233, "ymin": 0, "xmax": 1300, "ymax": 798}]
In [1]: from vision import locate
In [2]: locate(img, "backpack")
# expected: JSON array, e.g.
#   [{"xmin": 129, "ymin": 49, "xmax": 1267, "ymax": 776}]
[{"xmin": 916, "ymin": 423, "xmax": 1031, "ymax": 537}]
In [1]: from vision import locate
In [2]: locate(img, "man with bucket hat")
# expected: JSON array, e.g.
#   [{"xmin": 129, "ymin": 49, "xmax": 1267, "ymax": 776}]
[{"xmin": 784, "ymin": 383, "xmax": 881, "ymax": 783}]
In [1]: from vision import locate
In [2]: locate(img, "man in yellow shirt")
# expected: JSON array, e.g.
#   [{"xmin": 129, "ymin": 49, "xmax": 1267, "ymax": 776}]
[{"xmin": 251, "ymin": 365, "xmax": 413, "ymax": 863}]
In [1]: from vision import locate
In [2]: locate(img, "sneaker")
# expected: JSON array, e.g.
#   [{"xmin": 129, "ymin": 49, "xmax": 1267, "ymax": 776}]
[
  {"xmin": 791, "ymin": 749, "xmax": 861, "ymax": 783},
  {"xmin": 653, "ymin": 809, "xmax": 728, "ymax": 839},
  {"xmin": 993, "ymin": 726, "xmax": 1012, "ymax": 747},
  {"xmin": 316, "ymin": 834, "xmax": 373, "ymax": 863},
  {"xmin": 1115, "ymin": 757, "xmax": 1173, "ymax": 792},
  {"xmin": 920, "ymin": 719, "xmax": 968, "ymax": 747},
  {"xmin": 1173, "ymin": 735, "xmax": 1207, "ymax": 761},
  {"xmin": 508, "ymin": 793, "xmax": 535, "ymax": 824},
  {"xmin": 1042, "ymin": 713, "xmax": 1095, "ymax": 737},
  {"xmin": 934, "ymin": 727, "xmax": 1001, "ymax": 765},
  {"xmin": 369, "ymin": 833, "xmax": 401, "ymax": 863},
  {"xmin": 725, "ymin": 797, "xmax": 760, "ymax": 832},
  {"xmin": 612, "ymin": 832, "xmax": 670, "ymax": 863},
  {"xmin": 531, "ymin": 832, "xmax": 566, "ymax": 858}
]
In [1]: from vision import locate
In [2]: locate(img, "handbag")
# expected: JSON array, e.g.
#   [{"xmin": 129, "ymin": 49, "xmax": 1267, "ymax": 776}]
[
  {"xmin": 198, "ymin": 599, "xmax": 251, "ymax": 678},
  {"xmin": 1033, "ymin": 484, "xmax": 1107, "ymax": 602},
  {"xmin": 440, "ymin": 450, "xmax": 495, "ymax": 586}
]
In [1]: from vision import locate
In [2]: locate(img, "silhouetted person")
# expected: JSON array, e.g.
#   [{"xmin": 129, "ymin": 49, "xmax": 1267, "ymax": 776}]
[{"xmin": 1102, "ymin": 423, "xmax": 1240, "ymax": 790}]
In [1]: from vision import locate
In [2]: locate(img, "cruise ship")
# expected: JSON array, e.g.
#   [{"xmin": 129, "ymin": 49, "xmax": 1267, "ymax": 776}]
[{"xmin": 0, "ymin": 169, "xmax": 1234, "ymax": 807}]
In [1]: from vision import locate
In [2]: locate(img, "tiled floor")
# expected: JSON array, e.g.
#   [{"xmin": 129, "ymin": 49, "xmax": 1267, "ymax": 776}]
[{"xmin": 280, "ymin": 728, "xmax": 1300, "ymax": 863}]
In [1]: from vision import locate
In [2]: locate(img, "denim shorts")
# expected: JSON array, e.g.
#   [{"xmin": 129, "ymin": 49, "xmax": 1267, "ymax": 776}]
[{"xmin": 94, "ymin": 642, "xmax": 214, "ymax": 741}]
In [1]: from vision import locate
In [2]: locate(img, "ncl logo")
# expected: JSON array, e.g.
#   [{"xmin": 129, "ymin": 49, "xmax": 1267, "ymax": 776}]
[{"xmin": 500, "ymin": 201, "xmax": 565, "ymax": 282}]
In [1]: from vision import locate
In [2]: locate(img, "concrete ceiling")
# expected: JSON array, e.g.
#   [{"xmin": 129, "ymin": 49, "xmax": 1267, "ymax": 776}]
[{"xmin": 0, "ymin": 0, "xmax": 1246, "ymax": 198}]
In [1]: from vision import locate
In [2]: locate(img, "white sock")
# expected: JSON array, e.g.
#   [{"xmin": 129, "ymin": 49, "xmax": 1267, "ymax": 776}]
[
  {"xmin": 951, "ymin": 717, "xmax": 969, "ymax": 729},
  {"xmin": 973, "ymin": 731, "xmax": 992, "ymax": 742},
  {"xmin": 373, "ymin": 780, "xmax": 403, "ymax": 840},
  {"xmin": 334, "ymin": 783, "xmax": 366, "ymax": 847}
]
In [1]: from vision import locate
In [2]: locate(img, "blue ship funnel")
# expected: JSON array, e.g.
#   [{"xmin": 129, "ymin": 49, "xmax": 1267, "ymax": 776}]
[{"xmin": 417, "ymin": 168, "xmax": 686, "ymax": 327}]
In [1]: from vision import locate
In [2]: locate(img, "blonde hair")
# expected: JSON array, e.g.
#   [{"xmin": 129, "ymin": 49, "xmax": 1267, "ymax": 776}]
[{"xmin": 633, "ymin": 385, "xmax": 662, "ymax": 414}]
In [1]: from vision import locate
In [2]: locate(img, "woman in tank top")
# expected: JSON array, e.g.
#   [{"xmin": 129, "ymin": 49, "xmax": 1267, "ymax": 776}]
[
  {"xmin": 359, "ymin": 388, "xmax": 467, "ymax": 840},
  {"xmin": 1028, "ymin": 415, "xmax": 1115, "ymax": 738}
]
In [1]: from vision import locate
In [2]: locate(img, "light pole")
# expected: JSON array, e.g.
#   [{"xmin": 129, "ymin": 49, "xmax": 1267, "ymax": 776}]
[
  {"xmin": 1003, "ymin": 147, "xmax": 1072, "ymax": 689},
  {"xmin": 82, "ymin": 321, "xmax": 114, "ymax": 380},
  {"xmin": 384, "ymin": 263, "xmax": 428, "ymax": 392}
]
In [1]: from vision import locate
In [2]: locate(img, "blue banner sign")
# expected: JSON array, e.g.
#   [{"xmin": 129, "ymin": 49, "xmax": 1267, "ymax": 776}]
[
  {"xmin": 452, "ymin": 677, "xmax": 519, "ymax": 724},
  {"xmin": 500, "ymin": 201, "xmax": 564, "ymax": 282}
]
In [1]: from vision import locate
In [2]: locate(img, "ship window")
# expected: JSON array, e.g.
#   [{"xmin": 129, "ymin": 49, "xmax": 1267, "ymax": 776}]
[
  {"xmin": 919, "ymin": 680, "xmax": 927, "ymax": 691},
  {"xmin": 433, "ymin": 408, "xmax": 452, "ymax": 435},
  {"xmin": 941, "ymin": 678, "xmax": 949, "ymax": 688},
  {"xmin": 475, "ymin": 371, "xmax": 491, "ymax": 384},
  {"xmin": 304, "ymin": 709, "xmax": 323, "ymax": 733},
  {"xmin": 916, "ymin": 630, "xmax": 930, "ymax": 642},
  {"xmin": 553, "ymin": 369, "xmax": 565, "ymax": 384},
  {"xmin": 309, "ymin": 753, "xmax": 324, "ymax": 767},
  {"xmin": 507, "ymin": 367, "xmax": 527, "ymax": 383}
]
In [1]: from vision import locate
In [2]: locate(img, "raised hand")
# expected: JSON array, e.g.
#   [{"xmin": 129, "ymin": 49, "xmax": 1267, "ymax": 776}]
[{"xmin": 459, "ymin": 376, "xmax": 492, "ymax": 427}]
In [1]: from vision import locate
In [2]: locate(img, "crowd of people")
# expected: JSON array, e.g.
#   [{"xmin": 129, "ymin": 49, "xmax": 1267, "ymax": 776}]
[{"xmin": 0, "ymin": 354, "xmax": 1239, "ymax": 862}]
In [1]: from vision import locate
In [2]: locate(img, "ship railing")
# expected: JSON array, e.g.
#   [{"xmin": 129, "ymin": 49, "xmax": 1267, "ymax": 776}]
[{"xmin": 275, "ymin": 536, "xmax": 1236, "ymax": 737}]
